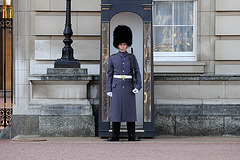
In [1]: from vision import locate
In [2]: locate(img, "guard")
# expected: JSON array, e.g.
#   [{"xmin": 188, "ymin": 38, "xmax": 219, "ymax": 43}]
[{"xmin": 106, "ymin": 25, "xmax": 142, "ymax": 141}]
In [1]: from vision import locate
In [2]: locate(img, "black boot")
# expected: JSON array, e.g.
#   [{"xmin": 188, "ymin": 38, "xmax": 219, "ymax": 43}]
[
  {"xmin": 108, "ymin": 122, "xmax": 120, "ymax": 141},
  {"xmin": 107, "ymin": 136, "xmax": 119, "ymax": 141},
  {"xmin": 128, "ymin": 134, "xmax": 140, "ymax": 141},
  {"xmin": 127, "ymin": 122, "xmax": 140, "ymax": 141}
]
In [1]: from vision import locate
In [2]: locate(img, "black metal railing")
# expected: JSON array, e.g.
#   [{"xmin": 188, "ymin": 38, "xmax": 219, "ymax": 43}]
[
  {"xmin": 0, "ymin": 1, "xmax": 13, "ymax": 128},
  {"xmin": 0, "ymin": 108, "xmax": 12, "ymax": 127}
]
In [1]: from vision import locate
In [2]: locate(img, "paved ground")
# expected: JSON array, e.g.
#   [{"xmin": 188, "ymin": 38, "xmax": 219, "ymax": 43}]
[{"xmin": 1, "ymin": 136, "xmax": 240, "ymax": 160}]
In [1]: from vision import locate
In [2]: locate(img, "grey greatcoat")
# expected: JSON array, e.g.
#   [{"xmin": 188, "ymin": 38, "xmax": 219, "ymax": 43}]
[{"xmin": 107, "ymin": 51, "xmax": 142, "ymax": 122}]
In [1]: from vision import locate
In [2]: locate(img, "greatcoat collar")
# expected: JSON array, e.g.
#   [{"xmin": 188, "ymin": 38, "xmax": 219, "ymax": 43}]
[{"xmin": 117, "ymin": 51, "xmax": 129, "ymax": 57}]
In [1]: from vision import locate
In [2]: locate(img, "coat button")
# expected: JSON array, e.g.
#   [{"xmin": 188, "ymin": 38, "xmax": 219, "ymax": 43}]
[
  {"xmin": 123, "ymin": 86, "xmax": 125, "ymax": 88},
  {"xmin": 123, "ymin": 62, "xmax": 125, "ymax": 65},
  {"xmin": 123, "ymin": 70, "xmax": 125, "ymax": 72}
]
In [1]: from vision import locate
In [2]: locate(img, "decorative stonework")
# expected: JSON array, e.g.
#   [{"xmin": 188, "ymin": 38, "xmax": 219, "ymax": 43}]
[{"xmin": 12, "ymin": 68, "xmax": 95, "ymax": 137}]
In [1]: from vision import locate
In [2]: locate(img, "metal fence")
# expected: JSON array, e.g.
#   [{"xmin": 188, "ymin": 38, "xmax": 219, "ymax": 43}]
[
  {"xmin": 0, "ymin": 0, "xmax": 13, "ymax": 128},
  {"xmin": 0, "ymin": 108, "xmax": 12, "ymax": 127}
]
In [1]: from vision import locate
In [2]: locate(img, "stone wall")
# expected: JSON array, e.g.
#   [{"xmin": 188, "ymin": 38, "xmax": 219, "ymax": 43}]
[
  {"xmin": 33, "ymin": 0, "xmax": 100, "ymax": 74},
  {"xmin": 154, "ymin": 75, "xmax": 240, "ymax": 136},
  {"xmin": 215, "ymin": 0, "xmax": 240, "ymax": 74},
  {"xmin": 10, "ymin": 0, "xmax": 240, "ymax": 137},
  {"xmin": 85, "ymin": 75, "xmax": 240, "ymax": 136},
  {"xmin": 10, "ymin": 74, "xmax": 240, "ymax": 137},
  {"xmin": 13, "ymin": 0, "xmax": 101, "ymax": 116},
  {"xmin": 11, "ymin": 69, "xmax": 96, "ymax": 138},
  {"xmin": 14, "ymin": 0, "xmax": 239, "ymax": 114}
]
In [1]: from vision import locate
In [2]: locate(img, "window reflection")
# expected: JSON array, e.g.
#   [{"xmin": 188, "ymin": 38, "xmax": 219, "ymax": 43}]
[
  {"xmin": 0, "ymin": 0, "xmax": 11, "ymax": 5},
  {"xmin": 153, "ymin": 1, "xmax": 194, "ymax": 53},
  {"xmin": 174, "ymin": 2, "xmax": 193, "ymax": 25},
  {"xmin": 153, "ymin": 27, "xmax": 172, "ymax": 52},
  {"xmin": 174, "ymin": 27, "xmax": 193, "ymax": 52},
  {"xmin": 154, "ymin": 2, "xmax": 172, "ymax": 25}
]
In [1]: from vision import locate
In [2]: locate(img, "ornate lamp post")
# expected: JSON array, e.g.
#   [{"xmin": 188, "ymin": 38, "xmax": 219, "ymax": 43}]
[{"xmin": 54, "ymin": 0, "xmax": 80, "ymax": 68}]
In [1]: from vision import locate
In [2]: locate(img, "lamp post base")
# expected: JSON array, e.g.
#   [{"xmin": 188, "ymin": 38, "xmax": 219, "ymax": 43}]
[{"xmin": 54, "ymin": 60, "xmax": 80, "ymax": 68}]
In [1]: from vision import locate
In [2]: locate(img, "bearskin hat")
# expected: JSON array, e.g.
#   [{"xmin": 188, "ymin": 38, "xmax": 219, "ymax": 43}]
[{"xmin": 113, "ymin": 25, "xmax": 132, "ymax": 49}]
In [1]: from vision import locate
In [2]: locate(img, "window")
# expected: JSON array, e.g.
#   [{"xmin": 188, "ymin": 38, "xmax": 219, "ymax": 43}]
[
  {"xmin": 0, "ymin": 0, "xmax": 11, "ymax": 5},
  {"xmin": 153, "ymin": 0, "xmax": 197, "ymax": 61}
]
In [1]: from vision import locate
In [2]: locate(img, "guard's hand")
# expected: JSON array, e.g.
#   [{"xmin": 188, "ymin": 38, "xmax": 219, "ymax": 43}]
[
  {"xmin": 132, "ymin": 88, "xmax": 139, "ymax": 94},
  {"xmin": 107, "ymin": 92, "xmax": 113, "ymax": 97}
]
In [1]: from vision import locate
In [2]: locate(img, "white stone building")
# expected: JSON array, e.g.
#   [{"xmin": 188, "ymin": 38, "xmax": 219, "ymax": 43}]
[{"xmin": 1, "ymin": 0, "xmax": 240, "ymax": 138}]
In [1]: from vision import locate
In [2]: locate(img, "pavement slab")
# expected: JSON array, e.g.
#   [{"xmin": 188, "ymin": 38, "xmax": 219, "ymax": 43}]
[{"xmin": 0, "ymin": 136, "xmax": 240, "ymax": 160}]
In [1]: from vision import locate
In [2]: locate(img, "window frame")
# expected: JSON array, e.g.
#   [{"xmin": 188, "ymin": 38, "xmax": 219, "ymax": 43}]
[{"xmin": 153, "ymin": 0, "xmax": 198, "ymax": 61}]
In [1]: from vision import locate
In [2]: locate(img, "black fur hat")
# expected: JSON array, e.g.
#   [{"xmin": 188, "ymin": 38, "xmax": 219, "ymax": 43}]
[{"xmin": 113, "ymin": 25, "xmax": 132, "ymax": 49}]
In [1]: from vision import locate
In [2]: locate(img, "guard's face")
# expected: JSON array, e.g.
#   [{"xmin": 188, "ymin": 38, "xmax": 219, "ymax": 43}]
[{"xmin": 118, "ymin": 43, "xmax": 128, "ymax": 52}]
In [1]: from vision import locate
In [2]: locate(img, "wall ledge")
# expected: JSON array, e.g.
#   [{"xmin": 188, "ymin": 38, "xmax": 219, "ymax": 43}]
[
  {"xmin": 154, "ymin": 61, "xmax": 206, "ymax": 74},
  {"xmin": 154, "ymin": 74, "xmax": 240, "ymax": 81}
]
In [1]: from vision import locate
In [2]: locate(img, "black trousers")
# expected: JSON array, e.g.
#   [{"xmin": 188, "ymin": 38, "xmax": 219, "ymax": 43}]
[{"xmin": 112, "ymin": 122, "xmax": 135, "ymax": 137}]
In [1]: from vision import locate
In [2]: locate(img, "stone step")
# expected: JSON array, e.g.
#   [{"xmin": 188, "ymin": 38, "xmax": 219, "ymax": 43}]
[{"xmin": 47, "ymin": 68, "xmax": 87, "ymax": 75}]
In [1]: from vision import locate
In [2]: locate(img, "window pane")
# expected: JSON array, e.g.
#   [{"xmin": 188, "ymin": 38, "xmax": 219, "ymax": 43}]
[
  {"xmin": 174, "ymin": 27, "xmax": 193, "ymax": 52},
  {"xmin": 153, "ymin": 27, "xmax": 172, "ymax": 52},
  {"xmin": 174, "ymin": 2, "xmax": 193, "ymax": 25},
  {"xmin": 0, "ymin": 0, "xmax": 11, "ymax": 5},
  {"xmin": 153, "ymin": 2, "xmax": 172, "ymax": 25}
]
